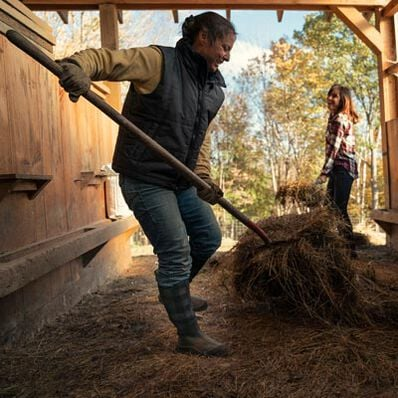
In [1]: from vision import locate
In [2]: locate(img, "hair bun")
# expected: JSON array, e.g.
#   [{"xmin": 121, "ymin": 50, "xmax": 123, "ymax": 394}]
[{"xmin": 182, "ymin": 14, "xmax": 195, "ymax": 38}]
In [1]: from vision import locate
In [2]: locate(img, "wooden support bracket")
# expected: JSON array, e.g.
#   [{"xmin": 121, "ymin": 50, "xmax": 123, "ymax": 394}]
[
  {"xmin": 383, "ymin": 0, "xmax": 398, "ymax": 17},
  {"xmin": 74, "ymin": 169, "xmax": 115, "ymax": 186},
  {"xmin": 332, "ymin": 6, "xmax": 382, "ymax": 55},
  {"xmin": 57, "ymin": 10, "xmax": 68, "ymax": 24},
  {"xmin": 371, "ymin": 208, "xmax": 398, "ymax": 234},
  {"xmin": 0, "ymin": 217, "xmax": 137, "ymax": 298},
  {"xmin": 0, "ymin": 174, "xmax": 52, "ymax": 202},
  {"xmin": 117, "ymin": 9, "xmax": 123, "ymax": 24}
]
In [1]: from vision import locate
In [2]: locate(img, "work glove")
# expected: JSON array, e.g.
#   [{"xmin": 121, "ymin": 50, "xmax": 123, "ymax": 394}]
[
  {"xmin": 196, "ymin": 175, "xmax": 223, "ymax": 205},
  {"xmin": 58, "ymin": 62, "xmax": 91, "ymax": 102}
]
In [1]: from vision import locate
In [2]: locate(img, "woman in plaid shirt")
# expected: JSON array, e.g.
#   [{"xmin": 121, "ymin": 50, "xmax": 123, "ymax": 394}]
[{"xmin": 316, "ymin": 84, "xmax": 359, "ymax": 258}]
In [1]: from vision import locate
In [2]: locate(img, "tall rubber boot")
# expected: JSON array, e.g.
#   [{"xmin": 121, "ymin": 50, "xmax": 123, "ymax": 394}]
[
  {"xmin": 189, "ymin": 256, "xmax": 208, "ymax": 282},
  {"xmin": 158, "ymin": 293, "xmax": 207, "ymax": 312},
  {"xmin": 158, "ymin": 280, "xmax": 227, "ymax": 357},
  {"xmin": 187, "ymin": 256, "xmax": 209, "ymax": 311}
]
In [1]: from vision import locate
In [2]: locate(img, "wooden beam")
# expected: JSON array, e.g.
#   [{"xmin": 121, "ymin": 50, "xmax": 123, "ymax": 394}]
[
  {"xmin": 375, "ymin": 10, "xmax": 398, "ymax": 211},
  {"xmin": 324, "ymin": 10, "xmax": 333, "ymax": 21},
  {"xmin": 4, "ymin": 0, "xmax": 51, "ymax": 31},
  {"xmin": 117, "ymin": 9, "xmax": 123, "ymax": 23},
  {"xmin": 22, "ymin": 1, "xmax": 387, "ymax": 12},
  {"xmin": 226, "ymin": 8, "xmax": 231, "ymax": 21},
  {"xmin": 172, "ymin": 9, "xmax": 178, "ymax": 23},
  {"xmin": 99, "ymin": 4, "xmax": 119, "ymax": 49},
  {"xmin": 277, "ymin": 9, "xmax": 284, "ymax": 22},
  {"xmin": 99, "ymin": 3, "xmax": 121, "ymax": 110},
  {"xmin": 57, "ymin": 10, "xmax": 68, "ymax": 23},
  {"xmin": 1, "ymin": 0, "xmax": 55, "ymax": 43},
  {"xmin": 383, "ymin": 0, "xmax": 398, "ymax": 17},
  {"xmin": 332, "ymin": 6, "xmax": 383, "ymax": 54}
]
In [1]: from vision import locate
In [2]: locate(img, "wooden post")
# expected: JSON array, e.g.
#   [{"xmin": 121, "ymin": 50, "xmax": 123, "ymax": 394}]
[
  {"xmin": 374, "ymin": 10, "xmax": 398, "ymax": 248},
  {"xmin": 333, "ymin": 6, "xmax": 398, "ymax": 248},
  {"xmin": 99, "ymin": 3, "xmax": 121, "ymax": 111}
]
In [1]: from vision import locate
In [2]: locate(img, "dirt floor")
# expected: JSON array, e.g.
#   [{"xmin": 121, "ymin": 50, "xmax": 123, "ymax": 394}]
[{"xmin": 1, "ymin": 234, "xmax": 398, "ymax": 398}]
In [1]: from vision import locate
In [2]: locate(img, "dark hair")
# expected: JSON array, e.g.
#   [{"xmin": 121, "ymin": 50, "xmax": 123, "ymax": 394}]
[
  {"xmin": 328, "ymin": 84, "xmax": 359, "ymax": 124},
  {"xmin": 182, "ymin": 12, "xmax": 237, "ymax": 44}
]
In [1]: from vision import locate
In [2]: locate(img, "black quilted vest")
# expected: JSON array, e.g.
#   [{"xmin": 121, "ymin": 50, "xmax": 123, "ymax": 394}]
[{"xmin": 112, "ymin": 39, "xmax": 226, "ymax": 189}]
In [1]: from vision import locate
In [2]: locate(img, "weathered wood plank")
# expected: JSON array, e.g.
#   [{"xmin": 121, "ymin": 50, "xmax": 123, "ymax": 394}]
[
  {"xmin": 0, "ymin": 10, "xmax": 53, "ymax": 53},
  {"xmin": 0, "ymin": 217, "xmax": 136, "ymax": 298},
  {"xmin": 0, "ymin": 0, "xmax": 55, "ymax": 44},
  {"xmin": 59, "ymin": 92, "xmax": 86, "ymax": 230},
  {"xmin": 386, "ymin": 119, "xmax": 398, "ymax": 208},
  {"xmin": 4, "ymin": 0, "xmax": 53, "ymax": 33},
  {"xmin": 39, "ymin": 68, "xmax": 68, "ymax": 238},
  {"xmin": 0, "ymin": 36, "xmax": 14, "ymax": 173}
]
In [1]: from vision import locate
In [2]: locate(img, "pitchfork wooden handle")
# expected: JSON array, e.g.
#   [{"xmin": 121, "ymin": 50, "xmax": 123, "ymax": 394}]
[{"xmin": 6, "ymin": 29, "xmax": 272, "ymax": 244}]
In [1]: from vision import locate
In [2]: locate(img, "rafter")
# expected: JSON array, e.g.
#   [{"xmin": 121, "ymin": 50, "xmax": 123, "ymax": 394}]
[
  {"xmin": 383, "ymin": 0, "xmax": 398, "ymax": 17},
  {"xmin": 332, "ymin": 6, "xmax": 383, "ymax": 54},
  {"xmin": 117, "ymin": 9, "xmax": 123, "ymax": 23},
  {"xmin": 57, "ymin": 10, "xmax": 68, "ymax": 23},
  {"xmin": 21, "ymin": 1, "xmax": 387, "ymax": 12},
  {"xmin": 172, "ymin": 9, "xmax": 178, "ymax": 23}
]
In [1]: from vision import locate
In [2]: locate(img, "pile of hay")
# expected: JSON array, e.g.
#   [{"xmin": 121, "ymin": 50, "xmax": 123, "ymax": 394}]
[
  {"xmin": 230, "ymin": 206, "xmax": 368, "ymax": 325},
  {"xmin": 275, "ymin": 181, "xmax": 326, "ymax": 209}
]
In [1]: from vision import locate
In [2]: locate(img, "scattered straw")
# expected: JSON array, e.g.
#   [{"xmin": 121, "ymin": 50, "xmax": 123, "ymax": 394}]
[
  {"xmin": 1, "ymin": 251, "xmax": 398, "ymax": 397},
  {"xmin": 228, "ymin": 206, "xmax": 367, "ymax": 325}
]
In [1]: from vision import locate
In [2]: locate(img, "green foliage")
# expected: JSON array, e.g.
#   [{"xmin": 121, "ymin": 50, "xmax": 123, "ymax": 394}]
[
  {"xmin": 211, "ymin": 94, "xmax": 273, "ymax": 219},
  {"xmin": 211, "ymin": 12, "xmax": 381, "ymax": 222}
]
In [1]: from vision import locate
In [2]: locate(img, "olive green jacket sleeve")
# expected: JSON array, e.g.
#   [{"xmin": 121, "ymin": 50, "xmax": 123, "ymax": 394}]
[
  {"xmin": 63, "ymin": 46, "xmax": 213, "ymax": 177},
  {"xmin": 62, "ymin": 46, "xmax": 163, "ymax": 95},
  {"xmin": 194, "ymin": 130, "xmax": 212, "ymax": 178}
]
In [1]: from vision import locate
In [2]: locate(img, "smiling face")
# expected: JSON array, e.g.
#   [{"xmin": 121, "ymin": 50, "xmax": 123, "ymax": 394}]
[
  {"xmin": 327, "ymin": 87, "xmax": 341, "ymax": 114},
  {"xmin": 192, "ymin": 30, "xmax": 236, "ymax": 72}
]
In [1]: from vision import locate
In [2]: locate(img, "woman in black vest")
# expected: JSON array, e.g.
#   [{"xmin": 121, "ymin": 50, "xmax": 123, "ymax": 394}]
[{"xmin": 59, "ymin": 12, "xmax": 236, "ymax": 356}]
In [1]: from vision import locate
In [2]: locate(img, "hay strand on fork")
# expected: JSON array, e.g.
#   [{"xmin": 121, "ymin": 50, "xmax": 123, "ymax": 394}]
[{"xmin": 275, "ymin": 181, "xmax": 326, "ymax": 209}]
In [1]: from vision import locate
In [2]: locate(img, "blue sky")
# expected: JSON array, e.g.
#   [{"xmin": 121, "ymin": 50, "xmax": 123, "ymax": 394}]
[
  {"xmin": 165, "ymin": 10, "xmax": 311, "ymax": 79},
  {"xmin": 229, "ymin": 10, "xmax": 308, "ymax": 47}
]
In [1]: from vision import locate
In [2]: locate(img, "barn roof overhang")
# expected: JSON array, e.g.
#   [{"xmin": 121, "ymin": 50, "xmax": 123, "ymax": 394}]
[{"xmin": 21, "ymin": 0, "xmax": 389, "ymax": 12}]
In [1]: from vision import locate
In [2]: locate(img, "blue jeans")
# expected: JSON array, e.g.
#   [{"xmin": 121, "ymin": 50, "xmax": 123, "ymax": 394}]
[
  {"xmin": 119, "ymin": 176, "xmax": 222, "ymax": 287},
  {"xmin": 326, "ymin": 166, "xmax": 354, "ymax": 241}
]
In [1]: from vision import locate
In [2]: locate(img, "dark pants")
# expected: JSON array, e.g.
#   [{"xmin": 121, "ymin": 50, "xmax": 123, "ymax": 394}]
[
  {"xmin": 326, "ymin": 166, "xmax": 354, "ymax": 241},
  {"xmin": 119, "ymin": 176, "xmax": 222, "ymax": 288}
]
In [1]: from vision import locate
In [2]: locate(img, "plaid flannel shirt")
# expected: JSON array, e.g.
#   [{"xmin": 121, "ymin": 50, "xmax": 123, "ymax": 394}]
[{"xmin": 321, "ymin": 112, "xmax": 358, "ymax": 179}]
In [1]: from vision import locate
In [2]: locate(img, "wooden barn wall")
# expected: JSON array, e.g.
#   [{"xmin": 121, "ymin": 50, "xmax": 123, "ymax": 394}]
[
  {"xmin": 386, "ymin": 119, "xmax": 398, "ymax": 210},
  {"xmin": 0, "ymin": 35, "xmax": 118, "ymax": 253}
]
